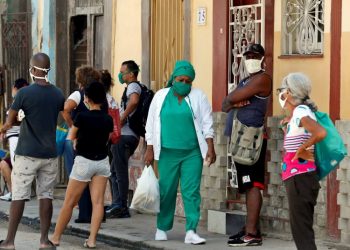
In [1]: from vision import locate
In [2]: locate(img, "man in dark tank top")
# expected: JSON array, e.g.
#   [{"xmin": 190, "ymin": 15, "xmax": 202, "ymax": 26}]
[{"xmin": 222, "ymin": 43, "xmax": 272, "ymax": 247}]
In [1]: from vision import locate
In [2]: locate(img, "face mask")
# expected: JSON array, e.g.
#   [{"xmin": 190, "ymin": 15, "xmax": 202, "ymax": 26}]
[
  {"xmin": 244, "ymin": 57, "xmax": 264, "ymax": 74},
  {"xmin": 118, "ymin": 72, "xmax": 125, "ymax": 84},
  {"xmin": 278, "ymin": 91, "xmax": 287, "ymax": 108},
  {"xmin": 29, "ymin": 66, "xmax": 50, "ymax": 82},
  {"xmin": 173, "ymin": 81, "xmax": 191, "ymax": 96}
]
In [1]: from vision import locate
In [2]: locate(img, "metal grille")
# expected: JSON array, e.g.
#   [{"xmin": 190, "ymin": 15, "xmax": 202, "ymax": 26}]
[
  {"xmin": 1, "ymin": 13, "xmax": 30, "ymax": 110},
  {"xmin": 75, "ymin": 0, "xmax": 103, "ymax": 7},
  {"xmin": 151, "ymin": 0, "xmax": 184, "ymax": 91},
  {"xmin": 228, "ymin": 0, "xmax": 265, "ymax": 91},
  {"xmin": 282, "ymin": 0, "xmax": 324, "ymax": 55}
]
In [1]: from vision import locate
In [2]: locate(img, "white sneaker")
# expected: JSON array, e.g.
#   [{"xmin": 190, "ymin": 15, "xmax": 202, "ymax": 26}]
[
  {"xmin": 0, "ymin": 192, "xmax": 12, "ymax": 201},
  {"xmin": 184, "ymin": 230, "xmax": 206, "ymax": 245},
  {"xmin": 155, "ymin": 229, "xmax": 167, "ymax": 241}
]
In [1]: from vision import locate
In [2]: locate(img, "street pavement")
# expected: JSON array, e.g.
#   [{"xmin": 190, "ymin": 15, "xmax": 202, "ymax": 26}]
[
  {"xmin": 0, "ymin": 199, "xmax": 344, "ymax": 250},
  {"xmin": 0, "ymin": 219, "xmax": 122, "ymax": 250}
]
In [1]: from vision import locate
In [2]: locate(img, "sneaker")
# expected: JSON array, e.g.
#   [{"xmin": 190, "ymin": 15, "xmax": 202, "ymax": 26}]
[
  {"xmin": 229, "ymin": 230, "xmax": 245, "ymax": 240},
  {"xmin": 0, "ymin": 192, "xmax": 12, "ymax": 201},
  {"xmin": 106, "ymin": 206, "xmax": 130, "ymax": 219},
  {"xmin": 155, "ymin": 229, "xmax": 167, "ymax": 241},
  {"xmin": 227, "ymin": 233, "xmax": 262, "ymax": 247},
  {"xmin": 184, "ymin": 230, "xmax": 206, "ymax": 245}
]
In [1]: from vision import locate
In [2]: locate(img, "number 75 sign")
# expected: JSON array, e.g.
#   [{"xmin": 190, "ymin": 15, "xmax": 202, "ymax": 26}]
[{"xmin": 197, "ymin": 7, "xmax": 207, "ymax": 26}]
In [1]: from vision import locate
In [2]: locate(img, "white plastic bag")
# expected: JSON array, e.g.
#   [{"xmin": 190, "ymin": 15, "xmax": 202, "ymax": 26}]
[{"xmin": 130, "ymin": 165, "xmax": 160, "ymax": 214}]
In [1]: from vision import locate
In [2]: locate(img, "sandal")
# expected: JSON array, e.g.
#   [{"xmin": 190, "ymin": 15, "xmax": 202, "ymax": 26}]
[
  {"xmin": 0, "ymin": 240, "xmax": 15, "ymax": 250},
  {"xmin": 83, "ymin": 240, "xmax": 96, "ymax": 249},
  {"xmin": 38, "ymin": 240, "xmax": 56, "ymax": 250}
]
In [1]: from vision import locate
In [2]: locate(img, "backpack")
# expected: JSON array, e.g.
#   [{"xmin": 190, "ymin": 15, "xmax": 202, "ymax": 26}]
[
  {"xmin": 122, "ymin": 82, "xmax": 154, "ymax": 137},
  {"xmin": 314, "ymin": 111, "xmax": 347, "ymax": 179}
]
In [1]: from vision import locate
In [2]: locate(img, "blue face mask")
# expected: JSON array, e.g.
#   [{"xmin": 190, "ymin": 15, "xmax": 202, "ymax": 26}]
[{"xmin": 172, "ymin": 81, "xmax": 191, "ymax": 96}]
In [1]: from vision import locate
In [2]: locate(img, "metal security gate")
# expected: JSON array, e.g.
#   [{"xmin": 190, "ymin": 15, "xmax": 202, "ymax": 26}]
[{"xmin": 1, "ymin": 12, "xmax": 30, "ymax": 114}]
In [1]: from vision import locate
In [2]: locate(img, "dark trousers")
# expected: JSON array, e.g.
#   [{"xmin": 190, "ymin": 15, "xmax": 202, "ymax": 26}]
[
  {"xmin": 285, "ymin": 172, "xmax": 320, "ymax": 250},
  {"xmin": 110, "ymin": 135, "xmax": 139, "ymax": 208}
]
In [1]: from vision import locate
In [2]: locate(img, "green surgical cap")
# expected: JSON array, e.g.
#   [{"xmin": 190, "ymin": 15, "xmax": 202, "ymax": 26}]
[{"xmin": 167, "ymin": 60, "xmax": 196, "ymax": 87}]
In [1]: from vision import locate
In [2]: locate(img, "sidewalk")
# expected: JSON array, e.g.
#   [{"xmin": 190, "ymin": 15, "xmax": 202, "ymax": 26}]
[{"xmin": 0, "ymin": 199, "xmax": 344, "ymax": 250}]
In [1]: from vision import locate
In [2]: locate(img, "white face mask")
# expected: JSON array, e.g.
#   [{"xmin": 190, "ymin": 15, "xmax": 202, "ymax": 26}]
[
  {"xmin": 29, "ymin": 65, "xmax": 50, "ymax": 82},
  {"xmin": 244, "ymin": 57, "xmax": 264, "ymax": 74},
  {"xmin": 278, "ymin": 91, "xmax": 287, "ymax": 109}
]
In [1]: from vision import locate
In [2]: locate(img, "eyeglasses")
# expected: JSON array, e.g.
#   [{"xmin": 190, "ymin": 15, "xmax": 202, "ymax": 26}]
[{"xmin": 276, "ymin": 88, "xmax": 287, "ymax": 94}]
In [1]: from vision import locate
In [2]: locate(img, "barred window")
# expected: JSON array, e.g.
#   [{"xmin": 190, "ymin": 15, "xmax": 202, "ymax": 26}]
[{"xmin": 282, "ymin": 0, "xmax": 324, "ymax": 55}]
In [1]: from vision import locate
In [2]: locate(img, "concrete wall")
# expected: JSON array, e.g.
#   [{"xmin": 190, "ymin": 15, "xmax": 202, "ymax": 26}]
[
  {"xmin": 191, "ymin": 0, "xmax": 213, "ymax": 103},
  {"xmin": 272, "ymin": 0, "xmax": 331, "ymax": 115},
  {"xmin": 31, "ymin": 0, "xmax": 56, "ymax": 84},
  {"xmin": 111, "ymin": 0, "xmax": 142, "ymax": 102}
]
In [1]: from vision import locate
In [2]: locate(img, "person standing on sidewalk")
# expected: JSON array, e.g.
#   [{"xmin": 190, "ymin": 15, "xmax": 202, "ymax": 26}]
[
  {"xmin": 277, "ymin": 73, "xmax": 325, "ymax": 250},
  {"xmin": 0, "ymin": 78, "xmax": 29, "ymax": 202},
  {"xmin": 222, "ymin": 44, "xmax": 272, "ymax": 247},
  {"xmin": 61, "ymin": 66, "xmax": 102, "ymax": 224},
  {"xmin": 144, "ymin": 60, "xmax": 216, "ymax": 245},
  {"xmin": 106, "ymin": 60, "xmax": 141, "ymax": 219},
  {"xmin": 51, "ymin": 81, "xmax": 113, "ymax": 248},
  {"xmin": 0, "ymin": 53, "xmax": 65, "ymax": 250}
]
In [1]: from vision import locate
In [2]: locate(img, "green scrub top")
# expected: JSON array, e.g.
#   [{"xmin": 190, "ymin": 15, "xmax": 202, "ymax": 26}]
[{"xmin": 160, "ymin": 88, "xmax": 199, "ymax": 149}]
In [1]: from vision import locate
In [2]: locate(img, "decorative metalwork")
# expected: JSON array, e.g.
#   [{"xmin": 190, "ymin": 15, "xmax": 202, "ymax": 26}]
[
  {"xmin": 228, "ymin": 0, "xmax": 265, "ymax": 90},
  {"xmin": 76, "ymin": 0, "xmax": 103, "ymax": 7},
  {"xmin": 283, "ymin": 0, "xmax": 324, "ymax": 55}
]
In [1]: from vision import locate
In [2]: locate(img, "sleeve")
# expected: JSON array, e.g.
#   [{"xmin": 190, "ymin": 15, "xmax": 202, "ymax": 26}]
[
  {"xmin": 293, "ymin": 105, "xmax": 314, "ymax": 126},
  {"xmin": 73, "ymin": 113, "xmax": 83, "ymax": 128},
  {"xmin": 67, "ymin": 91, "xmax": 81, "ymax": 105},
  {"xmin": 11, "ymin": 89, "xmax": 24, "ymax": 111},
  {"xmin": 199, "ymin": 91, "xmax": 214, "ymax": 139},
  {"xmin": 145, "ymin": 91, "xmax": 158, "ymax": 145},
  {"xmin": 126, "ymin": 82, "xmax": 142, "ymax": 97}
]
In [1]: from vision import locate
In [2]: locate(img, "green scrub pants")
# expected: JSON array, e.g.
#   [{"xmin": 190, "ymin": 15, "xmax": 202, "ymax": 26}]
[{"xmin": 157, "ymin": 147, "xmax": 203, "ymax": 232}]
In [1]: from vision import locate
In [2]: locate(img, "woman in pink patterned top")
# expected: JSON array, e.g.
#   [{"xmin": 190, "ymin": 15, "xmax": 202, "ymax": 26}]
[{"xmin": 277, "ymin": 73, "xmax": 326, "ymax": 250}]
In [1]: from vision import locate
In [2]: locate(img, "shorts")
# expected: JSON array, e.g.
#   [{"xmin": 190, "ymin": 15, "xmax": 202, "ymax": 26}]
[
  {"xmin": 235, "ymin": 140, "xmax": 267, "ymax": 194},
  {"xmin": 70, "ymin": 156, "xmax": 110, "ymax": 182},
  {"xmin": 12, "ymin": 155, "xmax": 58, "ymax": 201},
  {"xmin": 3, "ymin": 156, "xmax": 12, "ymax": 169},
  {"xmin": 8, "ymin": 136, "xmax": 18, "ymax": 166}
]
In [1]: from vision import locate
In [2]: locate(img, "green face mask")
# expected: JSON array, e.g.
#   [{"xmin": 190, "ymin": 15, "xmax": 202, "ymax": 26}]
[
  {"xmin": 118, "ymin": 72, "xmax": 125, "ymax": 84},
  {"xmin": 173, "ymin": 81, "xmax": 191, "ymax": 96}
]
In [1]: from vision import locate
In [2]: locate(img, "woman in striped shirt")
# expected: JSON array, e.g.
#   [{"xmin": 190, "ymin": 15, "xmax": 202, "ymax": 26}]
[{"xmin": 278, "ymin": 73, "xmax": 326, "ymax": 250}]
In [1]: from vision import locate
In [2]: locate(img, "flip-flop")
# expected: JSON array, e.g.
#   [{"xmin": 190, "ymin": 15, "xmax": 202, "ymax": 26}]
[
  {"xmin": 0, "ymin": 240, "xmax": 15, "ymax": 250},
  {"xmin": 83, "ymin": 240, "xmax": 96, "ymax": 249},
  {"xmin": 38, "ymin": 240, "xmax": 56, "ymax": 250}
]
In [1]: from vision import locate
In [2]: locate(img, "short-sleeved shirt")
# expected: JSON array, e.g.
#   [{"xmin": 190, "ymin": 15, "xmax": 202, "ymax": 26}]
[
  {"xmin": 120, "ymin": 82, "xmax": 141, "ymax": 137},
  {"xmin": 160, "ymin": 88, "xmax": 198, "ymax": 149},
  {"xmin": 74, "ymin": 110, "xmax": 113, "ymax": 160},
  {"xmin": 11, "ymin": 83, "xmax": 65, "ymax": 158},
  {"xmin": 282, "ymin": 105, "xmax": 317, "ymax": 181}
]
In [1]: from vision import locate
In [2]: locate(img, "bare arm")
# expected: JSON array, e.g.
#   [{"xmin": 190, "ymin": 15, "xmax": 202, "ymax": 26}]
[
  {"xmin": 0, "ymin": 109, "xmax": 19, "ymax": 135},
  {"xmin": 62, "ymin": 99, "xmax": 78, "ymax": 128},
  {"xmin": 222, "ymin": 73, "xmax": 271, "ymax": 112},
  {"xmin": 121, "ymin": 93, "xmax": 140, "ymax": 125},
  {"xmin": 292, "ymin": 116, "xmax": 327, "ymax": 161}
]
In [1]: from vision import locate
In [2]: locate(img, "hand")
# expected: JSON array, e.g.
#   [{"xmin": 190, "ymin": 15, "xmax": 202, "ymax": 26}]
[
  {"xmin": 292, "ymin": 147, "xmax": 314, "ymax": 162},
  {"xmin": 232, "ymin": 100, "xmax": 250, "ymax": 108},
  {"xmin": 205, "ymin": 147, "xmax": 216, "ymax": 167},
  {"xmin": 144, "ymin": 146, "xmax": 154, "ymax": 166}
]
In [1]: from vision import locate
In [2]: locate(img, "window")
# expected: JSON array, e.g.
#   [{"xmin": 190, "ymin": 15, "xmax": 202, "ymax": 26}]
[{"xmin": 282, "ymin": 0, "xmax": 324, "ymax": 55}]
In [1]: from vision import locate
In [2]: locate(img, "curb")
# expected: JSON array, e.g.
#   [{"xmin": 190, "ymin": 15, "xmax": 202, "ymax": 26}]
[{"xmin": 0, "ymin": 211, "xmax": 165, "ymax": 250}]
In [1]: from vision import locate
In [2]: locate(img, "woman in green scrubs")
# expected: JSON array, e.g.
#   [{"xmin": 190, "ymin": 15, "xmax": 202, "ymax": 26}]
[{"xmin": 145, "ymin": 60, "xmax": 216, "ymax": 245}]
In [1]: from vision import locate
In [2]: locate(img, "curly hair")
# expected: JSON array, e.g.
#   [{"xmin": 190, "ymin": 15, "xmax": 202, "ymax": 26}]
[{"xmin": 75, "ymin": 65, "xmax": 101, "ymax": 88}]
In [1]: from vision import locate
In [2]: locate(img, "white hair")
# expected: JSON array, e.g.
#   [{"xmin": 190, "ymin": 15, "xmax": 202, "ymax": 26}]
[{"xmin": 281, "ymin": 72, "xmax": 318, "ymax": 111}]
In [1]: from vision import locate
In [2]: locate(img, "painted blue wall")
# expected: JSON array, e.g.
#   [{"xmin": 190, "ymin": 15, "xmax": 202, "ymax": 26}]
[{"xmin": 31, "ymin": 0, "xmax": 56, "ymax": 85}]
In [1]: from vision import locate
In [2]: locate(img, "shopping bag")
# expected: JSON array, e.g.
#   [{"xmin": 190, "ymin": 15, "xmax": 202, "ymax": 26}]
[
  {"xmin": 56, "ymin": 123, "xmax": 68, "ymax": 156},
  {"xmin": 315, "ymin": 111, "xmax": 347, "ymax": 179},
  {"xmin": 130, "ymin": 165, "xmax": 160, "ymax": 214},
  {"xmin": 108, "ymin": 108, "xmax": 121, "ymax": 144}
]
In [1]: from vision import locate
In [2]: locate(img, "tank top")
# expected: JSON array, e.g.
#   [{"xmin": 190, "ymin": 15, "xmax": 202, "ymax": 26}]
[{"xmin": 236, "ymin": 75, "xmax": 270, "ymax": 128}]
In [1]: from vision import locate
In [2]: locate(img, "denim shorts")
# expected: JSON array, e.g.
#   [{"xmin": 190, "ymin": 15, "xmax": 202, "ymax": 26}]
[{"xmin": 70, "ymin": 156, "xmax": 110, "ymax": 182}]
